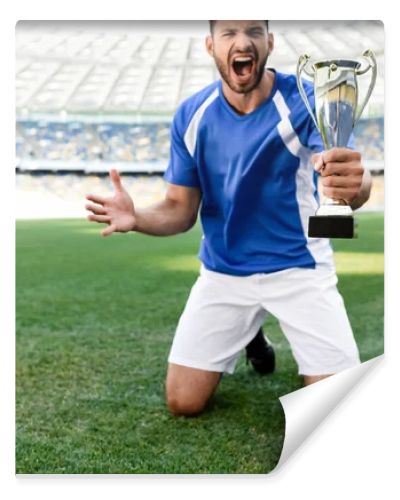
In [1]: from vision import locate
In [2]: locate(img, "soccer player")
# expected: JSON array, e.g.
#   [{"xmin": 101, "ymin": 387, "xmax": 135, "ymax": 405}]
[{"xmin": 86, "ymin": 20, "xmax": 372, "ymax": 417}]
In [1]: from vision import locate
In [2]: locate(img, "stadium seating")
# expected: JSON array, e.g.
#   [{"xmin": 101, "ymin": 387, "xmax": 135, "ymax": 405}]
[
  {"xmin": 16, "ymin": 117, "xmax": 384, "ymax": 166},
  {"xmin": 16, "ymin": 121, "xmax": 171, "ymax": 163},
  {"xmin": 16, "ymin": 21, "xmax": 383, "ymax": 115},
  {"xmin": 15, "ymin": 22, "xmax": 384, "ymax": 218},
  {"xmin": 353, "ymin": 117, "xmax": 384, "ymax": 164}
]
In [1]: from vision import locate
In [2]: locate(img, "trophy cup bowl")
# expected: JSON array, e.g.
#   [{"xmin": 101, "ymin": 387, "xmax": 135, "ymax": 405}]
[{"xmin": 296, "ymin": 50, "xmax": 377, "ymax": 238}]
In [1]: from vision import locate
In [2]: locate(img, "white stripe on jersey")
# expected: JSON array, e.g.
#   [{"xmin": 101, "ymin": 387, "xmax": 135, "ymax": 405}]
[
  {"xmin": 272, "ymin": 90, "xmax": 335, "ymax": 269},
  {"xmin": 184, "ymin": 88, "xmax": 219, "ymax": 157}
]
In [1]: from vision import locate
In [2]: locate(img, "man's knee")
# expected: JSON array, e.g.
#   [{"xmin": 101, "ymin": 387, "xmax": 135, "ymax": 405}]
[
  {"xmin": 165, "ymin": 363, "xmax": 221, "ymax": 417},
  {"xmin": 303, "ymin": 374, "xmax": 333, "ymax": 386},
  {"xmin": 166, "ymin": 389, "xmax": 207, "ymax": 417}
]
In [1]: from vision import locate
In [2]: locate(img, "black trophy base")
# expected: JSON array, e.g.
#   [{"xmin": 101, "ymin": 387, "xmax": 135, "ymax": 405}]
[{"xmin": 308, "ymin": 215, "xmax": 356, "ymax": 239}]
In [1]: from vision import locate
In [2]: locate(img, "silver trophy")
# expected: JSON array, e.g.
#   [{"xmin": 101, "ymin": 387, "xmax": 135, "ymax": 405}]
[{"xmin": 296, "ymin": 50, "xmax": 377, "ymax": 238}]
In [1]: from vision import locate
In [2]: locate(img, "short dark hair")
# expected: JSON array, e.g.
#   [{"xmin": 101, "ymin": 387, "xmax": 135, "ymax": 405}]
[{"xmin": 209, "ymin": 20, "xmax": 269, "ymax": 34}]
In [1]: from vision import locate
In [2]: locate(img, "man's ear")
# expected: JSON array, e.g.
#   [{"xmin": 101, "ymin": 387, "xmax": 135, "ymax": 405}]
[
  {"xmin": 205, "ymin": 35, "xmax": 214, "ymax": 57},
  {"xmin": 268, "ymin": 33, "xmax": 274, "ymax": 54}
]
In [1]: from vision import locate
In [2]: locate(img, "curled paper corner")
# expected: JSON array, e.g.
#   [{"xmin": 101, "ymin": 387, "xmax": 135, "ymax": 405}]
[{"xmin": 273, "ymin": 355, "xmax": 384, "ymax": 472}]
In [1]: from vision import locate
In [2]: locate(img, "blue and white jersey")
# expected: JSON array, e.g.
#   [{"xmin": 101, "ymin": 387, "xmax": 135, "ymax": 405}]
[{"xmin": 164, "ymin": 69, "xmax": 335, "ymax": 276}]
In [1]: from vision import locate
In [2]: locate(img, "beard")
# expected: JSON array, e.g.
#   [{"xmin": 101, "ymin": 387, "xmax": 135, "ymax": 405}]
[{"xmin": 213, "ymin": 50, "xmax": 269, "ymax": 94}]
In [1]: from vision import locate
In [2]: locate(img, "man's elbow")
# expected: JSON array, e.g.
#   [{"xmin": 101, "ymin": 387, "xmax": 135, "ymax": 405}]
[{"xmin": 182, "ymin": 214, "xmax": 198, "ymax": 233}]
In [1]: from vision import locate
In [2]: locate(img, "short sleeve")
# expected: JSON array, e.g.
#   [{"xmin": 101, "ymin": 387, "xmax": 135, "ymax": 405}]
[{"xmin": 163, "ymin": 113, "xmax": 200, "ymax": 188}]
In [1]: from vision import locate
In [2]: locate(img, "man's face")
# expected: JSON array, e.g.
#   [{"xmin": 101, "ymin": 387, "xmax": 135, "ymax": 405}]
[{"xmin": 206, "ymin": 20, "xmax": 274, "ymax": 94}]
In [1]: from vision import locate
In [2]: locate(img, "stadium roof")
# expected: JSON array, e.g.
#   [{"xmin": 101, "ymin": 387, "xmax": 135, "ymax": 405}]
[{"xmin": 16, "ymin": 20, "xmax": 384, "ymax": 119}]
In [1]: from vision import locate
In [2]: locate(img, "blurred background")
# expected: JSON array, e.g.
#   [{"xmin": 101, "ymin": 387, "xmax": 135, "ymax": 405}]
[{"xmin": 15, "ymin": 20, "xmax": 384, "ymax": 219}]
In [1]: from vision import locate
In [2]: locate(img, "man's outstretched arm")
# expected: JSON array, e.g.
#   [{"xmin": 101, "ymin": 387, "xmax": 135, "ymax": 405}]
[{"xmin": 85, "ymin": 169, "xmax": 201, "ymax": 237}]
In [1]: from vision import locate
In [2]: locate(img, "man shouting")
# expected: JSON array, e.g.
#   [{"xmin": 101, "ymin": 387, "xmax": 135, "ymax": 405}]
[{"xmin": 86, "ymin": 20, "xmax": 371, "ymax": 417}]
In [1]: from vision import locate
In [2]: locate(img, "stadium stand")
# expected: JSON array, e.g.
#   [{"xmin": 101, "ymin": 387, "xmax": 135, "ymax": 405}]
[
  {"xmin": 16, "ymin": 117, "xmax": 384, "ymax": 168},
  {"xmin": 16, "ymin": 21, "xmax": 384, "ymax": 115},
  {"xmin": 15, "ymin": 21, "xmax": 384, "ymax": 218},
  {"xmin": 16, "ymin": 121, "xmax": 171, "ymax": 164},
  {"xmin": 354, "ymin": 117, "xmax": 384, "ymax": 168}
]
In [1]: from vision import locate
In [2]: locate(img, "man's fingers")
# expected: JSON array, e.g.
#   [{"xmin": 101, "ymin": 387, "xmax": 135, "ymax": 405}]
[
  {"xmin": 86, "ymin": 193, "xmax": 107, "ymax": 205},
  {"xmin": 110, "ymin": 169, "xmax": 123, "ymax": 192},
  {"xmin": 319, "ymin": 161, "xmax": 364, "ymax": 177},
  {"xmin": 85, "ymin": 203, "xmax": 107, "ymax": 215},
  {"xmin": 312, "ymin": 148, "xmax": 362, "ymax": 173},
  {"xmin": 322, "ymin": 186, "xmax": 359, "ymax": 202},
  {"xmin": 320, "ymin": 147, "xmax": 361, "ymax": 164},
  {"xmin": 312, "ymin": 153, "xmax": 325, "ymax": 172},
  {"xmin": 87, "ymin": 214, "xmax": 112, "ymax": 223},
  {"xmin": 321, "ymin": 175, "xmax": 362, "ymax": 188},
  {"xmin": 311, "ymin": 153, "xmax": 320, "ymax": 165},
  {"xmin": 102, "ymin": 224, "xmax": 117, "ymax": 237}
]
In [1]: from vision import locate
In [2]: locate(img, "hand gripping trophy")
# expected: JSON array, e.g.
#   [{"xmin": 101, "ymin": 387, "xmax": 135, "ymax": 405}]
[{"xmin": 296, "ymin": 50, "xmax": 377, "ymax": 238}]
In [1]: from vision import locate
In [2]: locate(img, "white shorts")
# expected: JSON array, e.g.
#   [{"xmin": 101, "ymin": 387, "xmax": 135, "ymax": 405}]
[{"xmin": 168, "ymin": 265, "xmax": 360, "ymax": 376}]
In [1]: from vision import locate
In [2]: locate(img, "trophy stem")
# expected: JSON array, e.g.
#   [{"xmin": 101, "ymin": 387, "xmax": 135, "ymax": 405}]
[
  {"xmin": 316, "ymin": 204, "xmax": 353, "ymax": 216},
  {"xmin": 312, "ymin": 186, "xmax": 355, "ymax": 238}
]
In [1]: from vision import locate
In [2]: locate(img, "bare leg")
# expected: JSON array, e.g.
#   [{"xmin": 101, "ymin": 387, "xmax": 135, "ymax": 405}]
[
  {"xmin": 166, "ymin": 363, "xmax": 222, "ymax": 417},
  {"xmin": 303, "ymin": 374, "xmax": 333, "ymax": 386}
]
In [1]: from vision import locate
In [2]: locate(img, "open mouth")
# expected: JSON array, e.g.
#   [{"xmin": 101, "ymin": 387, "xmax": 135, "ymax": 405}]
[{"xmin": 231, "ymin": 56, "xmax": 255, "ymax": 78}]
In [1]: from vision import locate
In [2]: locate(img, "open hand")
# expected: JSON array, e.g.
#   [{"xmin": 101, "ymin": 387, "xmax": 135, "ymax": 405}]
[{"xmin": 85, "ymin": 169, "xmax": 136, "ymax": 237}]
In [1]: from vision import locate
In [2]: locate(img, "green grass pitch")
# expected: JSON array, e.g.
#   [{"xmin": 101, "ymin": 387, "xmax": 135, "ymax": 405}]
[{"xmin": 16, "ymin": 212, "xmax": 383, "ymax": 474}]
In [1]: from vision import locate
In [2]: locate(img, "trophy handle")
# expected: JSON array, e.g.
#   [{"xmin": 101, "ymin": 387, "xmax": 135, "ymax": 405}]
[
  {"xmin": 353, "ymin": 49, "xmax": 377, "ymax": 125},
  {"xmin": 296, "ymin": 54, "xmax": 319, "ymax": 130}
]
